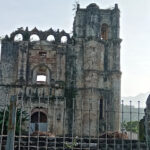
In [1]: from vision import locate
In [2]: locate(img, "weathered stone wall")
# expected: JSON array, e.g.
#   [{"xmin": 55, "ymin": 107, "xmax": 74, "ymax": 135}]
[
  {"xmin": 0, "ymin": 28, "xmax": 70, "ymax": 135},
  {"xmin": 0, "ymin": 3, "xmax": 122, "ymax": 137},
  {"xmin": 73, "ymin": 3, "xmax": 121, "ymax": 136}
]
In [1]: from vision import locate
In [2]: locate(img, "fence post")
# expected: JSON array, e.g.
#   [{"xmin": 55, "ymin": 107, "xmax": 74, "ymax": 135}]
[{"xmin": 6, "ymin": 95, "xmax": 17, "ymax": 150}]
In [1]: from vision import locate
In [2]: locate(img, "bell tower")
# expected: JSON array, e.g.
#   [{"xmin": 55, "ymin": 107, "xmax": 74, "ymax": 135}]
[{"xmin": 73, "ymin": 3, "xmax": 122, "ymax": 136}]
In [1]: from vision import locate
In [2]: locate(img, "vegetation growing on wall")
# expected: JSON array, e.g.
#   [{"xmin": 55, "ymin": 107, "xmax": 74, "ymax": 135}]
[{"xmin": 0, "ymin": 105, "xmax": 29, "ymax": 135}]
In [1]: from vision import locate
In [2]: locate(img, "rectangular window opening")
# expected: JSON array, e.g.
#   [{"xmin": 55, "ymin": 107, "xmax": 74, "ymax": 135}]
[
  {"xmin": 39, "ymin": 51, "xmax": 47, "ymax": 57},
  {"xmin": 36, "ymin": 75, "xmax": 46, "ymax": 83},
  {"xmin": 100, "ymin": 99, "xmax": 103, "ymax": 119}
]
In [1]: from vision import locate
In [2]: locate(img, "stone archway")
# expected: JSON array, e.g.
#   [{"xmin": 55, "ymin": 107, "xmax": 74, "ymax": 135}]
[{"xmin": 30, "ymin": 111, "xmax": 47, "ymax": 134}]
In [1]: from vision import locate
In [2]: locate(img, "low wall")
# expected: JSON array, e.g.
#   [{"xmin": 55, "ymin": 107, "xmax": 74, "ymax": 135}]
[{"xmin": 0, "ymin": 136, "xmax": 147, "ymax": 150}]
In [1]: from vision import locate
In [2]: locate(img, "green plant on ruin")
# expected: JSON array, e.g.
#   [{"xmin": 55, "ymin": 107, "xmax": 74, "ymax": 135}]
[
  {"xmin": 72, "ymin": 0, "xmax": 79, "ymax": 13},
  {"xmin": 0, "ymin": 105, "xmax": 29, "ymax": 135},
  {"xmin": 65, "ymin": 136, "xmax": 78, "ymax": 149}
]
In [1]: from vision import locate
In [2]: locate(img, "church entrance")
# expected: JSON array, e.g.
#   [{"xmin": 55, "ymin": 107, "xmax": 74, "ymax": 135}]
[{"xmin": 30, "ymin": 111, "xmax": 47, "ymax": 134}]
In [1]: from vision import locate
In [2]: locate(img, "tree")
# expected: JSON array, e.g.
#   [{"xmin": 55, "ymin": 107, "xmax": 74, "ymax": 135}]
[
  {"xmin": 121, "ymin": 121, "xmax": 139, "ymax": 133},
  {"xmin": 0, "ymin": 105, "xmax": 29, "ymax": 135}
]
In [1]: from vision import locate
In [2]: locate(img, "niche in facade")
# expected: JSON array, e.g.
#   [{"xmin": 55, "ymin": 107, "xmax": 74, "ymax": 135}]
[
  {"xmin": 99, "ymin": 98, "xmax": 104, "ymax": 119},
  {"xmin": 101, "ymin": 24, "xmax": 108, "ymax": 40}
]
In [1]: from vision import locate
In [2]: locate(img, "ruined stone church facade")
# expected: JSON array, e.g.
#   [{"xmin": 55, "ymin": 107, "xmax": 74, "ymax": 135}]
[{"xmin": 0, "ymin": 3, "xmax": 121, "ymax": 136}]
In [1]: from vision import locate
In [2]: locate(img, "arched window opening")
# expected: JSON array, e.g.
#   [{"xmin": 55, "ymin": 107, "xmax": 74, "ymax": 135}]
[
  {"xmin": 31, "ymin": 112, "xmax": 47, "ymax": 123},
  {"xmin": 36, "ymin": 75, "xmax": 46, "ymax": 83},
  {"xmin": 30, "ymin": 34, "xmax": 40, "ymax": 42},
  {"xmin": 30, "ymin": 111, "xmax": 47, "ymax": 133},
  {"xmin": 14, "ymin": 34, "xmax": 23, "ymax": 42},
  {"xmin": 47, "ymin": 35, "xmax": 55, "ymax": 42},
  {"xmin": 32, "ymin": 65, "xmax": 50, "ymax": 85},
  {"xmin": 101, "ymin": 24, "xmax": 108, "ymax": 40},
  {"xmin": 61, "ymin": 36, "xmax": 67, "ymax": 43},
  {"xmin": 100, "ymin": 99, "xmax": 104, "ymax": 119}
]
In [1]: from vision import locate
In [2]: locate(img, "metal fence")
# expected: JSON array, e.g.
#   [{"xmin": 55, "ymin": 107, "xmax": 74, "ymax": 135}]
[{"xmin": 0, "ymin": 93, "xmax": 148, "ymax": 150}]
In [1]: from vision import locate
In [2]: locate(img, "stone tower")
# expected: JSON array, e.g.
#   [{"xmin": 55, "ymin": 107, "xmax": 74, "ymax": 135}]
[
  {"xmin": 0, "ymin": 3, "xmax": 121, "ymax": 137},
  {"xmin": 73, "ymin": 3, "xmax": 121, "ymax": 136}
]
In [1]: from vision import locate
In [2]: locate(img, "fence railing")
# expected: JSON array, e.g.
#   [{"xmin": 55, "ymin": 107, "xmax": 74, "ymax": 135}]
[{"xmin": 0, "ymin": 93, "xmax": 148, "ymax": 150}]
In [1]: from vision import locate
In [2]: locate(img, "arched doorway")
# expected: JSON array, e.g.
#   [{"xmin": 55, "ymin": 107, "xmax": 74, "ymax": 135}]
[{"xmin": 30, "ymin": 111, "xmax": 47, "ymax": 134}]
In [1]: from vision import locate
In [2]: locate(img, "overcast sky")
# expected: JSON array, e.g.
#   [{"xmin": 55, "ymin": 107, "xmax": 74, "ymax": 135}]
[{"xmin": 0, "ymin": 0, "xmax": 150, "ymax": 97}]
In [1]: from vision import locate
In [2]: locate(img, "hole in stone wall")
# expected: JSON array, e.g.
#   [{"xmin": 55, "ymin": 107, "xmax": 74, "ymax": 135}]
[
  {"xmin": 39, "ymin": 51, "xmax": 47, "ymax": 57},
  {"xmin": 47, "ymin": 35, "xmax": 55, "ymax": 42},
  {"xmin": 100, "ymin": 99, "xmax": 104, "ymax": 119},
  {"xmin": 36, "ymin": 75, "xmax": 46, "ymax": 83},
  {"xmin": 30, "ymin": 34, "xmax": 40, "ymax": 42},
  {"xmin": 101, "ymin": 24, "xmax": 109, "ymax": 40},
  {"xmin": 14, "ymin": 34, "xmax": 23, "ymax": 41},
  {"xmin": 61, "ymin": 36, "xmax": 67, "ymax": 43}
]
